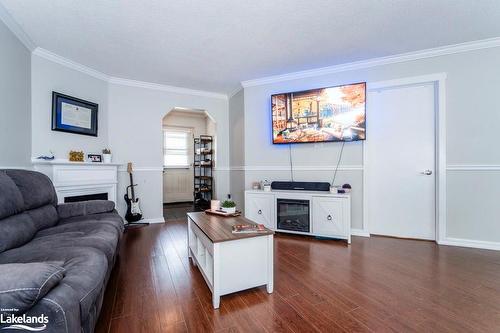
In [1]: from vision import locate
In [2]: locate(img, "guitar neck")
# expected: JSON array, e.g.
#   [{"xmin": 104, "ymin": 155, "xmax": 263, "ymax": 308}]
[{"xmin": 129, "ymin": 173, "xmax": 136, "ymax": 200}]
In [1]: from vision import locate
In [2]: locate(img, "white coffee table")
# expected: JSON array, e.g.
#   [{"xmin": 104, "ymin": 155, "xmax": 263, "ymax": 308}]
[{"xmin": 187, "ymin": 212, "xmax": 274, "ymax": 309}]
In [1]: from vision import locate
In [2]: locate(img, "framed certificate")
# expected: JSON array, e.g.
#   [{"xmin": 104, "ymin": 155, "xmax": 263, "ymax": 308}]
[{"xmin": 52, "ymin": 92, "xmax": 98, "ymax": 136}]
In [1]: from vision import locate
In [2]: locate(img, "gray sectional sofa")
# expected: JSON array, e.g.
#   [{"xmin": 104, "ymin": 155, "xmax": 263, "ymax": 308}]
[{"xmin": 0, "ymin": 169, "xmax": 124, "ymax": 333}]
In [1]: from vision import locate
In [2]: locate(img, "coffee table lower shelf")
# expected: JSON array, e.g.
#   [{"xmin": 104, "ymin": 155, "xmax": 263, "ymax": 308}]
[{"xmin": 187, "ymin": 216, "xmax": 274, "ymax": 309}]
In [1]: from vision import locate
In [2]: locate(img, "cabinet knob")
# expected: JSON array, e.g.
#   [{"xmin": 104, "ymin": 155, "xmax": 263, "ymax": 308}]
[
  {"xmin": 327, "ymin": 215, "xmax": 333, "ymax": 221},
  {"xmin": 258, "ymin": 209, "xmax": 262, "ymax": 215}
]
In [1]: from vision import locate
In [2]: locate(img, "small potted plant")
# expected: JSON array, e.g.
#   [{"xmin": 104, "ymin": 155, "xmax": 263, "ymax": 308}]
[
  {"xmin": 220, "ymin": 200, "xmax": 236, "ymax": 214},
  {"xmin": 102, "ymin": 148, "xmax": 112, "ymax": 163}
]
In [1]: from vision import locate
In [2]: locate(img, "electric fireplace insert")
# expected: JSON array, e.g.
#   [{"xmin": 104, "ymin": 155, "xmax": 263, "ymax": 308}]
[{"xmin": 277, "ymin": 198, "xmax": 310, "ymax": 233}]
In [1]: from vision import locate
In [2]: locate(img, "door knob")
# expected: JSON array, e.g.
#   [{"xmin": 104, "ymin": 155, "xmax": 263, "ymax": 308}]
[
  {"xmin": 258, "ymin": 210, "xmax": 262, "ymax": 215},
  {"xmin": 421, "ymin": 170, "xmax": 433, "ymax": 175}
]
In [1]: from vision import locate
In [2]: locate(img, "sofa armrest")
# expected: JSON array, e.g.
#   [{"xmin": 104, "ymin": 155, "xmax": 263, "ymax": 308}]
[
  {"xmin": 57, "ymin": 200, "xmax": 115, "ymax": 219},
  {"xmin": 21, "ymin": 283, "xmax": 81, "ymax": 333},
  {"xmin": 0, "ymin": 262, "xmax": 65, "ymax": 315}
]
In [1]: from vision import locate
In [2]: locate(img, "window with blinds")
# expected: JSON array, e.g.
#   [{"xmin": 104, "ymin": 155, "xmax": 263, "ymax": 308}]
[{"xmin": 163, "ymin": 127, "xmax": 192, "ymax": 168}]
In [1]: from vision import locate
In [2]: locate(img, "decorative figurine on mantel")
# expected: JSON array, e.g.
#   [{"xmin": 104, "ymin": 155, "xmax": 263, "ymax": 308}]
[
  {"xmin": 36, "ymin": 151, "xmax": 55, "ymax": 161},
  {"xmin": 69, "ymin": 150, "xmax": 84, "ymax": 162}
]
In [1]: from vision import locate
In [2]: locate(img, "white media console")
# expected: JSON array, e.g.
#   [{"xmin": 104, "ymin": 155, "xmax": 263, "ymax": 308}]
[{"xmin": 245, "ymin": 189, "xmax": 351, "ymax": 243}]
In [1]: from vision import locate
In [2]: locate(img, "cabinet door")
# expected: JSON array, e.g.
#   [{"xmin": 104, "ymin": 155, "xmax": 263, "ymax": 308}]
[
  {"xmin": 245, "ymin": 193, "xmax": 274, "ymax": 229},
  {"xmin": 312, "ymin": 197, "xmax": 345, "ymax": 237}
]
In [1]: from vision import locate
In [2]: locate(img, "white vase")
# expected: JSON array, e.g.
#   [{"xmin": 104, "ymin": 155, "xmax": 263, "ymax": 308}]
[
  {"xmin": 103, "ymin": 154, "xmax": 112, "ymax": 163},
  {"xmin": 221, "ymin": 207, "xmax": 236, "ymax": 214}
]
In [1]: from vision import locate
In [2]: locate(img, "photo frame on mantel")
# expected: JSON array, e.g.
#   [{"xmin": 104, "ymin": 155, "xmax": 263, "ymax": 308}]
[{"xmin": 52, "ymin": 92, "xmax": 98, "ymax": 136}]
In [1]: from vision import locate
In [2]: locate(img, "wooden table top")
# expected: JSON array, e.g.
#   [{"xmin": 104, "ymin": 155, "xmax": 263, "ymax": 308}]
[{"xmin": 187, "ymin": 212, "xmax": 274, "ymax": 243}]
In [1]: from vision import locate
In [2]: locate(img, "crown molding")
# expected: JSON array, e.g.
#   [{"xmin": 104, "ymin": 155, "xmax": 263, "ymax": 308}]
[
  {"xmin": 241, "ymin": 37, "xmax": 500, "ymax": 87},
  {"xmin": 32, "ymin": 47, "xmax": 110, "ymax": 81},
  {"xmin": 227, "ymin": 86, "xmax": 243, "ymax": 99},
  {"xmin": 0, "ymin": 3, "xmax": 35, "ymax": 51},
  {"xmin": 108, "ymin": 77, "xmax": 227, "ymax": 100},
  {"xmin": 0, "ymin": 4, "xmax": 227, "ymax": 99},
  {"xmin": 31, "ymin": 47, "xmax": 228, "ymax": 100}
]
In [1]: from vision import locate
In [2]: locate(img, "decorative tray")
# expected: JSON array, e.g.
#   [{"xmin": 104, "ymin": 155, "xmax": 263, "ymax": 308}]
[{"xmin": 204, "ymin": 209, "xmax": 242, "ymax": 217}]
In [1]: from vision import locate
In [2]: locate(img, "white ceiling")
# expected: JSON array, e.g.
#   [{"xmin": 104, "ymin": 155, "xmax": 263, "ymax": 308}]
[{"xmin": 1, "ymin": 0, "xmax": 500, "ymax": 95}]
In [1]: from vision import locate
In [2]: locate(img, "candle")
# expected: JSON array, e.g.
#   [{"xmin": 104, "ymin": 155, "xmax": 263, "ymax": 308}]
[{"xmin": 211, "ymin": 200, "xmax": 220, "ymax": 211}]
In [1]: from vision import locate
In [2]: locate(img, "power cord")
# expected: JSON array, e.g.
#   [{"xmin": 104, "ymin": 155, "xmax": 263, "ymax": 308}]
[
  {"xmin": 331, "ymin": 141, "xmax": 345, "ymax": 185},
  {"xmin": 289, "ymin": 144, "xmax": 294, "ymax": 182}
]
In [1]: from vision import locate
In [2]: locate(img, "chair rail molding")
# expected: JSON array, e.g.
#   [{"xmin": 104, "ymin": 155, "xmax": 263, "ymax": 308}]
[
  {"xmin": 230, "ymin": 165, "xmax": 363, "ymax": 171},
  {"xmin": 446, "ymin": 164, "xmax": 500, "ymax": 171}
]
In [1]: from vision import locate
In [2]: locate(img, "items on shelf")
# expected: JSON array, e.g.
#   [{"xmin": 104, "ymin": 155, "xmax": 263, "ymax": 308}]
[
  {"xmin": 193, "ymin": 135, "xmax": 213, "ymax": 210},
  {"xmin": 69, "ymin": 150, "xmax": 84, "ymax": 162}
]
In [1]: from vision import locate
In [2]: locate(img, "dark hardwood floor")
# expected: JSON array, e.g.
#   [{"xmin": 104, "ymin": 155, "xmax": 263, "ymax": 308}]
[{"xmin": 96, "ymin": 217, "xmax": 500, "ymax": 332}]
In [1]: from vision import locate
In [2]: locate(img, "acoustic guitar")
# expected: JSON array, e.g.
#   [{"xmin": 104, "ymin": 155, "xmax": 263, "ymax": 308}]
[{"xmin": 124, "ymin": 162, "xmax": 143, "ymax": 222}]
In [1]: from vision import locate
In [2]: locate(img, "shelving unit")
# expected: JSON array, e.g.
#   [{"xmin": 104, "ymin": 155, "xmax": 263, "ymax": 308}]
[{"xmin": 193, "ymin": 135, "xmax": 213, "ymax": 209}]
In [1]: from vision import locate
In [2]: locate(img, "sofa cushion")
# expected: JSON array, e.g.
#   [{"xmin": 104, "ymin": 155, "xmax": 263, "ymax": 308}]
[
  {"xmin": 57, "ymin": 200, "xmax": 115, "ymax": 219},
  {"xmin": 27, "ymin": 205, "xmax": 59, "ymax": 231},
  {"xmin": 59, "ymin": 211, "xmax": 124, "ymax": 234},
  {"xmin": 0, "ymin": 246, "xmax": 109, "ymax": 323},
  {"xmin": 0, "ymin": 262, "xmax": 65, "ymax": 314},
  {"xmin": 34, "ymin": 221, "xmax": 120, "ymax": 264},
  {"xmin": 4, "ymin": 170, "xmax": 57, "ymax": 210},
  {"xmin": 0, "ymin": 171, "xmax": 24, "ymax": 220},
  {"xmin": 0, "ymin": 213, "xmax": 37, "ymax": 252}
]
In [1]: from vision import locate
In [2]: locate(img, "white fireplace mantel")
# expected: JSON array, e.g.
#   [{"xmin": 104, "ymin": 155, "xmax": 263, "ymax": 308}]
[{"xmin": 32, "ymin": 159, "xmax": 122, "ymax": 204}]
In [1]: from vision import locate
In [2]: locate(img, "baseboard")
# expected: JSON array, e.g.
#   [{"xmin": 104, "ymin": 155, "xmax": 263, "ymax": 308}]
[
  {"xmin": 351, "ymin": 228, "xmax": 370, "ymax": 237},
  {"xmin": 439, "ymin": 237, "xmax": 500, "ymax": 251},
  {"xmin": 142, "ymin": 217, "xmax": 165, "ymax": 224}
]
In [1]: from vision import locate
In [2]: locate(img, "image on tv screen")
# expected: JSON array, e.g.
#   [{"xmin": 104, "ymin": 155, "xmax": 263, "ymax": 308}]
[{"xmin": 271, "ymin": 82, "xmax": 366, "ymax": 144}]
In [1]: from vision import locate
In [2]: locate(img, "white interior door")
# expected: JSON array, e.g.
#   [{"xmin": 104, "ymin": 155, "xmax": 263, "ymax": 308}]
[{"xmin": 366, "ymin": 83, "xmax": 436, "ymax": 240}]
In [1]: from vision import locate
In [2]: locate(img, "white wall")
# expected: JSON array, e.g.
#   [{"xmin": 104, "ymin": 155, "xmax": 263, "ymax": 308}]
[
  {"xmin": 0, "ymin": 19, "xmax": 31, "ymax": 167},
  {"xmin": 31, "ymin": 54, "xmax": 109, "ymax": 159},
  {"xmin": 229, "ymin": 89, "xmax": 245, "ymax": 209},
  {"xmin": 108, "ymin": 83, "xmax": 229, "ymax": 221},
  {"xmin": 243, "ymin": 47, "xmax": 500, "ymax": 242},
  {"xmin": 27, "ymin": 53, "xmax": 230, "ymax": 223}
]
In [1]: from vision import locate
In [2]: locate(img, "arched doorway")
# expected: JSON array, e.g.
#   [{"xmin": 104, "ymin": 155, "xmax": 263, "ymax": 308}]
[{"xmin": 162, "ymin": 107, "xmax": 216, "ymax": 220}]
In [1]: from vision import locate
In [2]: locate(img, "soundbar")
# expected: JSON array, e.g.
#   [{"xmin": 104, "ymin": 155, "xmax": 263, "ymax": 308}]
[{"xmin": 271, "ymin": 181, "xmax": 330, "ymax": 192}]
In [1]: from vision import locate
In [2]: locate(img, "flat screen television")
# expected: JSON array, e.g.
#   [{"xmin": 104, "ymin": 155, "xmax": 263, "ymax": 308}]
[{"xmin": 271, "ymin": 82, "xmax": 366, "ymax": 144}]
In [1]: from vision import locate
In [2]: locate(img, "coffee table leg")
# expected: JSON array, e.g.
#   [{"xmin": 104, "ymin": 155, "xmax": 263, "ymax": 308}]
[
  {"xmin": 213, "ymin": 243, "xmax": 220, "ymax": 309},
  {"xmin": 212, "ymin": 293, "xmax": 220, "ymax": 309},
  {"xmin": 267, "ymin": 235, "xmax": 274, "ymax": 294}
]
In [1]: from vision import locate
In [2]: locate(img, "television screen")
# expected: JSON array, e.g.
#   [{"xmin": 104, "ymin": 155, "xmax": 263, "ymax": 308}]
[{"xmin": 271, "ymin": 82, "xmax": 366, "ymax": 144}]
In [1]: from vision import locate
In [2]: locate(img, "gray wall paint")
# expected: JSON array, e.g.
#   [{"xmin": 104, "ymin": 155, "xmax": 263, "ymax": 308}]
[
  {"xmin": 243, "ymin": 47, "xmax": 500, "ymax": 241},
  {"xmin": 0, "ymin": 19, "xmax": 30, "ymax": 167},
  {"xmin": 229, "ymin": 89, "xmax": 245, "ymax": 209},
  {"xmin": 31, "ymin": 54, "xmax": 109, "ymax": 159}
]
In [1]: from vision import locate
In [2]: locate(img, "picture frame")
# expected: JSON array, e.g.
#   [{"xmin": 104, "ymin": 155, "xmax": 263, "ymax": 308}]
[
  {"xmin": 87, "ymin": 154, "xmax": 102, "ymax": 163},
  {"xmin": 52, "ymin": 92, "xmax": 98, "ymax": 136}
]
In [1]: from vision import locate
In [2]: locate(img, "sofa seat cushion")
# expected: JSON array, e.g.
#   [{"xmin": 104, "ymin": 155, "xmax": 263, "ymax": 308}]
[
  {"xmin": 34, "ymin": 221, "xmax": 120, "ymax": 264},
  {"xmin": 59, "ymin": 211, "xmax": 124, "ymax": 234},
  {"xmin": 0, "ymin": 246, "xmax": 109, "ymax": 323},
  {"xmin": 0, "ymin": 262, "xmax": 65, "ymax": 314}
]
